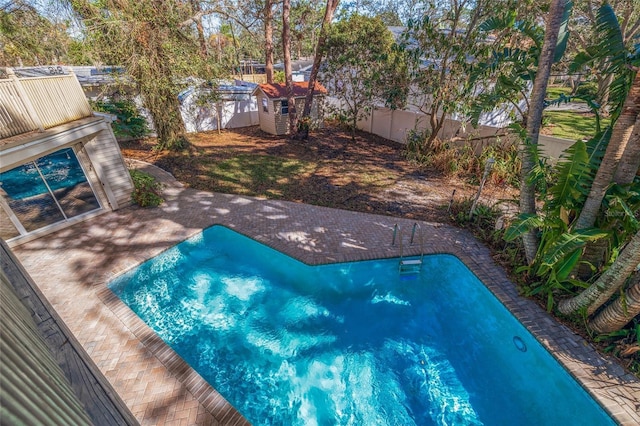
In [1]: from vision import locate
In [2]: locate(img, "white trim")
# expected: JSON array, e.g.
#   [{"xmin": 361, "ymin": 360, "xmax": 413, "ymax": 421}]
[
  {"xmin": 0, "ymin": 119, "xmax": 108, "ymax": 172},
  {"xmin": 72, "ymin": 144, "xmax": 104, "ymax": 212},
  {"xmin": 6, "ymin": 208, "xmax": 106, "ymax": 247},
  {"xmin": 0, "ymin": 194, "xmax": 27, "ymax": 235},
  {"xmin": 0, "ymin": 146, "xmax": 104, "ymax": 242}
]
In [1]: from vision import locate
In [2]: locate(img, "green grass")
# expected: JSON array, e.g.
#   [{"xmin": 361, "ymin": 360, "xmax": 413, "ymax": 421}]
[
  {"xmin": 546, "ymin": 85, "xmax": 573, "ymax": 100},
  {"xmin": 205, "ymin": 154, "xmax": 316, "ymax": 197},
  {"xmin": 542, "ymin": 110, "xmax": 611, "ymax": 141}
]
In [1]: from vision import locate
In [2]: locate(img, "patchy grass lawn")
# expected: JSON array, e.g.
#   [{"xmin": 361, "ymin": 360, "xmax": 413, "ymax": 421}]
[
  {"xmin": 120, "ymin": 126, "xmax": 516, "ymax": 223},
  {"xmin": 545, "ymin": 85, "xmax": 575, "ymax": 100},
  {"xmin": 542, "ymin": 110, "xmax": 611, "ymax": 140}
]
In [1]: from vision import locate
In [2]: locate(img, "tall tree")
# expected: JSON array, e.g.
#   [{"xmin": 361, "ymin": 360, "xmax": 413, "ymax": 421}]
[
  {"xmin": 571, "ymin": 0, "xmax": 640, "ymax": 114},
  {"xmin": 282, "ymin": 0, "xmax": 298, "ymax": 133},
  {"xmin": 519, "ymin": 0, "xmax": 570, "ymax": 264},
  {"xmin": 297, "ymin": 0, "xmax": 339, "ymax": 139},
  {"xmin": 70, "ymin": 0, "xmax": 223, "ymax": 150},
  {"xmin": 574, "ymin": 72, "xmax": 640, "ymax": 231},
  {"xmin": 612, "ymin": 115, "xmax": 640, "ymax": 185},
  {"xmin": 397, "ymin": 0, "xmax": 495, "ymax": 149},
  {"xmin": 320, "ymin": 14, "xmax": 395, "ymax": 138},
  {"xmin": 0, "ymin": 1, "xmax": 74, "ymax": 66},
  {"xmin": 190, "ymin": 0, "xmax": 208, "ymax": 58},
  {"xmin": 264, "ymin": 0, "xmax": 275, "ymax": 83}
]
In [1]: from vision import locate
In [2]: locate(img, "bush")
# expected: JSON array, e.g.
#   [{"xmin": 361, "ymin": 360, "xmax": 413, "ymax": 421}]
[
  {"xmin": 449, "ymin": 197, "xmax": 525, "ymax": 267},
  {"xmin": 404, "ymin": 130, "xmax": 521, "ymax": 188},
  {"xmin": 575, "ymin": 81, "xmax": 598, "ymax": 99},
  {"xmin": 91, "ymin": 100, "xmax": 149, "ymax": 139},
  {"xmin": 130, "ymin": 169, "xmax": 163, "ymax": 207}
]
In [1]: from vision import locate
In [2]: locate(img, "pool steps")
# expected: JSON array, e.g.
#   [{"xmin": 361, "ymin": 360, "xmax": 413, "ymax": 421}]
[{"xmin": 392, "ymin": 223, "xmax": 424, "ymax": 274}]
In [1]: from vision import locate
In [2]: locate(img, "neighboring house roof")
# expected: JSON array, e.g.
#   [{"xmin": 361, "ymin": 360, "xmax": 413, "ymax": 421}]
[
  {"xmin": 273, "ymin": 58, "xmax": 315, "ymax": 72},
  {"xmin": 253, "ymin": 82, "xmax": 328, "ymax": 99}
]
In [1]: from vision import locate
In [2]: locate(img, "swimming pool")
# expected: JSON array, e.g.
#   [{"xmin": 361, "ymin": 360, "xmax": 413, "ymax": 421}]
[{"xmin": 109, "ymin": 225, "xmax": 614, "ymax": 425}]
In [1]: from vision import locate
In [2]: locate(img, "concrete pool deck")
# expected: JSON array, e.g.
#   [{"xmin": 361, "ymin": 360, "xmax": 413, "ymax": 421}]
[{"xmin": 10, "ymin": 162, "xmax": 640, "ymax": 425}]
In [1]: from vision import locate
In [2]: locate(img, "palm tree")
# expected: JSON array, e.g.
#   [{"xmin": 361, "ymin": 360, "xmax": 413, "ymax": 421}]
[
  {"xmin": 558, "ymin": 229, "xmax": 640, "ymax": 316},
  {"xmin": 574, "ymin": 72, "xmax": 640, "ymax": 230},
  {"xmin": 612, "ymin": 110, "xmax": 640, "ymax": 185},
  {"xmin": 589, "ymin": 273, "xmax": 640, "ymax": 333},
  {"xmin": 520, "ymin": 0, "xmax": 570, "ymax": 264}
]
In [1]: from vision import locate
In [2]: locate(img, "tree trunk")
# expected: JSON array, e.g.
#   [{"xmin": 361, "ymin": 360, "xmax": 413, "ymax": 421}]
[
  {"xmin": 520, "ymin": 0, "xmax": 567, "ymax": 264},
  {"xmin": 575, "ymin": 72, "xmax": 640, "ymax": 230},
  {"xmin": 264, "ymin": 0, "xmax": 274, "ymax": 84},
  {"xmin": 613, "ymin": 115, "xmax": 640, "ymax": 185},
  {"xmin": 297, "ymin": 0, "xmax": 340, "ymax": 139},
  {"xmin": 189, "ymin": 0, "xmax": 208, "ymax": 59},
  {"xmin": 588, "ymin": 273, "xmax": 640, "ymax": 334},
  {"xmin": 282, "ymin": 0, "xmax": 297, "ymax": 134},
  {"xmin": 558, "ymin": 230, "xmax": 640, "ymax": 316}
]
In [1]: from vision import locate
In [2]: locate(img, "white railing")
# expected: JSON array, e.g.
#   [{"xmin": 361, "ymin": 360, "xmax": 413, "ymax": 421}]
[{"xmin": 0, "ymin": 68, "xmax": 93, "ymax": 140}]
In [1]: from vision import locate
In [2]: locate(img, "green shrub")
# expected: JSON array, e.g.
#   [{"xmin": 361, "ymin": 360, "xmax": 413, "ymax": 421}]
[
  {"xmin": 575, "ymin": 81, "xmax": 598, "ymax": 99},
  {"xmin": 449, "ymin": 197, "xmax": 525, "ymax": 267},
  {"xmin": 129, "ymin": 169, "xmax": 163, "ymax": 207},
  {"xmin": 91, "ymin": 100, "xmax": 149, "ymax": 139}
]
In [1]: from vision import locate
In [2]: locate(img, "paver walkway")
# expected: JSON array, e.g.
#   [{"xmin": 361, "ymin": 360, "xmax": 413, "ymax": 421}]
[{"xmin": 11, "ymin": 162, "xmax": 640, "ymax": 425}]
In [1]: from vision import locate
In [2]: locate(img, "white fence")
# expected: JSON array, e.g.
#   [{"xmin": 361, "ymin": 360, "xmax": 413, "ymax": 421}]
[
  {"xmin": 0, "ymin": 68, "xmax": 93, "ymax": 139},
  {"xmin": 331, "ymin": 99, "xmax": 578, "ymax": 162}
]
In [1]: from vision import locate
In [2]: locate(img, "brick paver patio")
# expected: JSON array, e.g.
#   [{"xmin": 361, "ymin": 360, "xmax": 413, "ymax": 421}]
[{"xmin": 11, "ymin": 162, "xmax": 640, "ymax": 425}]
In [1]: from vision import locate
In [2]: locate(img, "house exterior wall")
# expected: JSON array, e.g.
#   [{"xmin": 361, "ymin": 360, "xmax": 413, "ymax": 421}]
[
  {"xmin": 83, "ymin": 127, "xmax": 134, "ymax": 209},
  {"xmin": 0, "ymin": 117, "xmax": 134, "ymax": 245},
  {"xmin": 0, "ymin": 240, "xmax": 138, "ymax": 425},
  {"xmin": 270, "ymin": 97, "xmax": 324, "ymax": 136},
  {"xmin": 256, "ymin": 94, "xmax": 277, "ymax": 135},
  {"xmin": 274, "ymin": 99, "xmax": 291, "ymax": 135}
]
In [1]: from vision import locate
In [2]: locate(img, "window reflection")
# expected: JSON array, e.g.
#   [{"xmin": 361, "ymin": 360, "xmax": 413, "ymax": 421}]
[{"xmin": 0, "ymin": 147, "xmax": 100, "ymax": 236}]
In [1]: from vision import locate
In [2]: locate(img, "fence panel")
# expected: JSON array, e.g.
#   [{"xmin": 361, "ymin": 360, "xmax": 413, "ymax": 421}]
[
  {"xmin": 20, "ymin": 75, "xmax": 92, "ymax": 129},
  {"xmin": 0, "ymin": 80, "xmax": 39, "ymax": 139}
]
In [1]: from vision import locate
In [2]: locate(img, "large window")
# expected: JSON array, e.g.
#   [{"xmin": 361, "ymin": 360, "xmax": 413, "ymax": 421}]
[{"xmin": 0, "ymin": 147, "xmax": 101, "ymax": 240}]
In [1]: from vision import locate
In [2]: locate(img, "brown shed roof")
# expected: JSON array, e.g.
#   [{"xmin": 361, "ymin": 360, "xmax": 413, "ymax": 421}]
[{"xmin": 254, "ymin": 82, "xmax": 328, "ymax": 99}]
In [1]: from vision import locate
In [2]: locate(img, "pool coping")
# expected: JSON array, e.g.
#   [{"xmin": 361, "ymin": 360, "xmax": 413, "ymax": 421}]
[{"xmin": 12, "ymin": 161, "xmax": 640, "ymax": 425}]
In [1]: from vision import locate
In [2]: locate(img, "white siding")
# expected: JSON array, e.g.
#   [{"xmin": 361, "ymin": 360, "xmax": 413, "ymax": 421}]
[
  {"xmin": 83, "ymin": 128, "xmax": 133, "ymax": 209},
  {"xmin": 257, "ymin": 94, "xmax": 277, "ymax": 135}
]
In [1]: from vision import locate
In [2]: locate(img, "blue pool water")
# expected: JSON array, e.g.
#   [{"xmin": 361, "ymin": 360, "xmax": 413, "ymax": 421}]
[{"xmin": 109, "ymin": 226, "xmax": 615, "ymax": 425}]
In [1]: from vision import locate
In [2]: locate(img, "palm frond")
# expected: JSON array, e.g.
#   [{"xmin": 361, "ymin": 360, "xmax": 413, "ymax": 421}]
[
  {"xmin": 548, "ymin": 140, "xmax": 592, "ymax": 212},
  {"xmin": 536, "ymin": 228, "xmax": 609, "ymax": 276},
  {"xmin": 479, "ymin": 11, "xmax": 516, "ymax": 33},
  {"xmin": 569, "ymin": 3, "xmax": 628, "ymax": 76},
  {"xmin": 504, "ymin": 213, "xmax": 543, "ymax": 242},
  {"xmin": 515, "ymin": 20, "xmax": 544, "ymax": 49},
  {"xmin": 594, "ymin": 3, "xmax": 625, "ymax": 67},
  {"xmin": 553, "ymin": 0, "xmax": 573, "ymax": 63}
]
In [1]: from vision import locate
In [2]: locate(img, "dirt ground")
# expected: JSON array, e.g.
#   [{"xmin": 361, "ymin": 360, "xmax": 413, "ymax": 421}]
[{"xmin": 120, "ymin": 125, "xmax": 519, "ymax": 225}]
